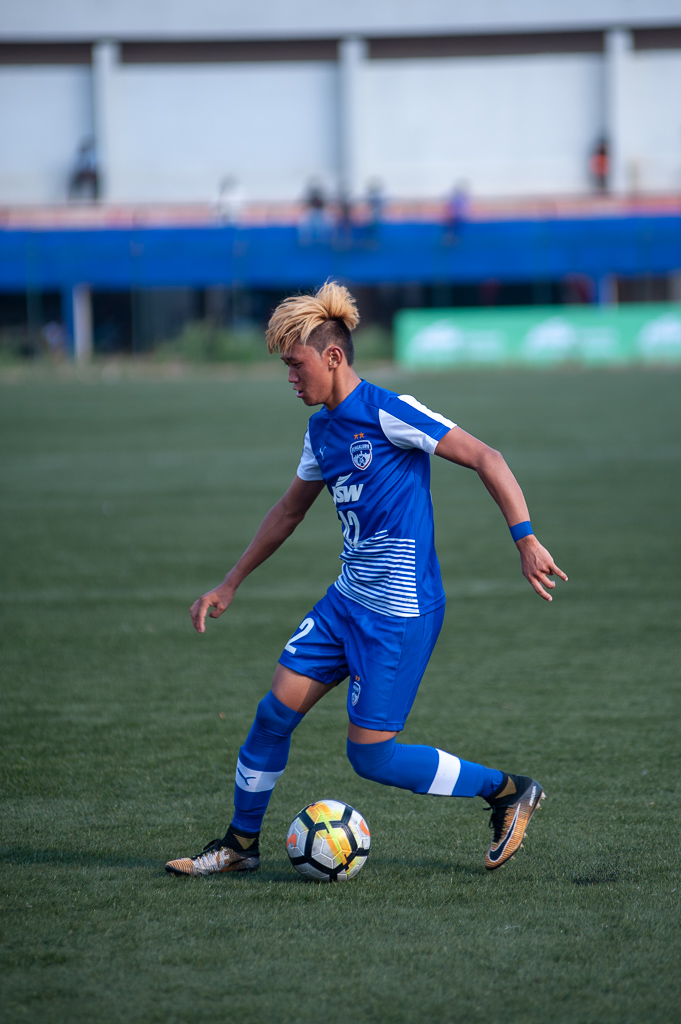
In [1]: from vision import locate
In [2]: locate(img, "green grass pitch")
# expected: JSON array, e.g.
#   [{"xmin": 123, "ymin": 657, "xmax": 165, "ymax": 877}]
[{"xmin": 1, "ymin": 363, "xmax": 679, "ymax": 1023}]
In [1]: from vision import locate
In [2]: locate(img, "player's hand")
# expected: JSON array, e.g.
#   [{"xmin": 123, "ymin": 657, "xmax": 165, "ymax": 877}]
[
  {"xmin": 190, "ymin": 580, "xmax": 236, "ymax": 633},
  {"xmin": 516, "ymin": 535, "xmax": 568, "ymax": 602}
]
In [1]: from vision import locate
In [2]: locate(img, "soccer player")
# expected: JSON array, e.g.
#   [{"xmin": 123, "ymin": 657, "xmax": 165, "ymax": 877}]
[{"xmin": 165, "ymin": 282, "xmax": 567, "ymax": 877}]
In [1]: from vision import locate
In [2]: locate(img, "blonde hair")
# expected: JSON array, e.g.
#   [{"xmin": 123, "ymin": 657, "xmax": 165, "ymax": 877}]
[{"xmin": 266, "ymin": 281, "xmax": 360, "ymax": 358}]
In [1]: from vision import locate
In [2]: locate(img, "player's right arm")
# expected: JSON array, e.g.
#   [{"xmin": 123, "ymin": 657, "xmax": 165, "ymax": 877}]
[{"xmin": 190, "ymin": 476, "xmax": 325, "ymax": 633}]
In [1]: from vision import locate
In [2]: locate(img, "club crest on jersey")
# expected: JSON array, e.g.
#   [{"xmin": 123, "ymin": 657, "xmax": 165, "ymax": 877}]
[
  {"xmin": 351, "ymin": 676, "xmax": 361, "ymax": 706},
  {"xmin": 350, "ymin": 439, "xmax": 372, "ymax": 471}
]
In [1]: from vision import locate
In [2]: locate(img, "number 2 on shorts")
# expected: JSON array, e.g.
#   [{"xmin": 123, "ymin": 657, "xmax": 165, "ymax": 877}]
[{"xmin": 285, "ymin": 617, "xmax": 315, "ymax": 654}]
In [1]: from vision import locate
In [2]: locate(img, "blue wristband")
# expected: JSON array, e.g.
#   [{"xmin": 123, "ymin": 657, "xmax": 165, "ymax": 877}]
[{"xmin": 510, "ymin": 521, "xmax": 533, "ymax": 543}]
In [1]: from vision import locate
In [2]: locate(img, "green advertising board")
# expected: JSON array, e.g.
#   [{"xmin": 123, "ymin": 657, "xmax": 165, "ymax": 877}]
[{"xmin": 394, "ymin": 304, "xmax": 681, "ymax": 368}]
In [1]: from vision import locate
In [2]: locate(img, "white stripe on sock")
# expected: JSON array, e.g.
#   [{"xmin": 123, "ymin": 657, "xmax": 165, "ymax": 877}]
[
  {"xmin": 427, "ymin": 750, "xmax": 461, "ymax": 795},
  {"xmin": 235, "ymin": 758, "xmax": 284, "ymax": 793}
]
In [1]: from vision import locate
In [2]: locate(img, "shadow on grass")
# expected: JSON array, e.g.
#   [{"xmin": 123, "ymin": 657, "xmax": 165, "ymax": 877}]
[
  {"xmin": 571, "ymin": 856, "xmax": 634, "ymax": 886},
  {"xmin": 1, "ymin": 846, "xmax": 488, "ymax": 884},
  {"xmin": 372, "ymin": 854, "xmax": 486, "ymax": 876},
  {"xmin": 0, "ymin": 845, "xmax": 314, "ymax": 883},
  {"xmin": 0, "ymin": 845, "xmax": 160, "ymax": 870}
]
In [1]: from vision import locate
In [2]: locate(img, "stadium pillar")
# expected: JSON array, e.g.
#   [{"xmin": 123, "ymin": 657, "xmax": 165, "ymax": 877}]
[
  {"xmin": 605, "ymin": 28, "xmax": 635, "ymax": 196},
  {"xmin": 338, "ymin": 37, "xmax": 367, "ymax": 199},
  {"xmin": 597, "ymin": 274, "xmax": 617, "ymax": 306},
  {"xmin": 92, "ymin": 40, "xmax": 120, "ymax": 202},
  {"xmin": 62, "ymin": 284, "xmax": 93, "ymax": 362}
]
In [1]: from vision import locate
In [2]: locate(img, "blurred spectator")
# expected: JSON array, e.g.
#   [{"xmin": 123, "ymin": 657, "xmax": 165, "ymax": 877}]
[
  {"xmin": 444, "ymin": 182, "xmax": 469, "ymax": 244},
  {"xmin": 479, "ymin": 278, "xmax": 501, "ymax": 306},
  {"xmin": 68, "ymin": 139, "xmax": 99, "ymax": 201},
  {"xmin": 299, "ymin": 179, "xmax": 330, "ymax": 245},
  {"xmin": 365, "ymin": 179, "xmax": 385, "ymax": 245},
  {"xmin": 41, "ymin": 321, "xmax": 67, "ymax": 357},
  {"xmin": 214, "ymin": 176, "xmax": 245, "ymax": 224},
  {"xmin": 562, "ymin": 273, "xmax": 594, "ymax": 304},
  {"xmin": 335, "ymin": 189, "xmax": 354, "ymax": 249},
  {"xmin": 589, "ymin": 137, "xmax": 609, "ymax": 193}
]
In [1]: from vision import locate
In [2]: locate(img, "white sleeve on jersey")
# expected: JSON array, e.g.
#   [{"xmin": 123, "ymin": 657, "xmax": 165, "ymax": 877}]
[
  {"xmin": 296, "ymin": 427, "xmax": 324, "ymax": 481},
  {"xmin": 378, "ymin": 395, "xmax": 456, "ymax": 454}
]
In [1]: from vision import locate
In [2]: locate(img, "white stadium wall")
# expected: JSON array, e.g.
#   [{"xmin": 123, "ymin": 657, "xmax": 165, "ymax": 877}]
[
  {"xmin": 108, "ymin": 61, "xmax": 339, "ymax": 202},
  {"xmin": 0, "ymin": 66, "xmax": 94, "ymax": 203},
  {"xmin": 3, "ymin": 0, "xmax": 681, "ymax": 40},
  {"xmin": 633, "ymin": 50, "xmax": 681, "ymax": 192},
  {"xmin": 358, "ymin": 54, "xmax": 605, "ymax": 198},
  {"xmin": 1, "ymin": 0, "xmax": 681, "ymax": 204}
]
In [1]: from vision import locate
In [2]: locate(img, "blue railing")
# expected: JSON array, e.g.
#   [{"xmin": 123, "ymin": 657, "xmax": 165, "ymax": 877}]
[{"xmin": 1, "ymin": 215, "xmax": 680, "ymax": 291}]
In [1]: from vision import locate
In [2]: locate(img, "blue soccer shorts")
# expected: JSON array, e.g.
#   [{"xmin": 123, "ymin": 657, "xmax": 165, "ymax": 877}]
[{"xmin": 277, "ymin": 586, "xmax": 445, "ymax": 731}]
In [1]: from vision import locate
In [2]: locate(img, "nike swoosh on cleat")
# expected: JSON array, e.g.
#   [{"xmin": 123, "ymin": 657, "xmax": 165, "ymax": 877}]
[{"xmin": 487, "ymin": 804, "xmax": 521, "ymax": 863}]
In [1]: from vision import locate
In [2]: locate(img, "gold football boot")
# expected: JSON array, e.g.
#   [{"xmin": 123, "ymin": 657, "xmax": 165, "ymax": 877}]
[{"xmin": 484, "ymin": 774, "xmax": 546, "ymax": 870}]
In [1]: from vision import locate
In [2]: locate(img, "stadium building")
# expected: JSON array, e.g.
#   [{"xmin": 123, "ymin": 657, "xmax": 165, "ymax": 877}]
[{"xmin": 1, "ymin": 0, "xmax": 681, "ymax": 358}]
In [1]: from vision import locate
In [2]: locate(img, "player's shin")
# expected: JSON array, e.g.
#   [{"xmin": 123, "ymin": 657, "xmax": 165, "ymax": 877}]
[
  {"xmin": 229, "ymin": 691, "xmax": 304, "ymax": 840},
  {"xmin": 346, "ymin": 738, "xmax": 503, "ymax": 798}
]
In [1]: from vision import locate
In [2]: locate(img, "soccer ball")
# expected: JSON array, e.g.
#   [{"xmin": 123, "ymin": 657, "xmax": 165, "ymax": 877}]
[{"xmin": 286, "ymin": 799, "xmax": 371, "ymax": 882}]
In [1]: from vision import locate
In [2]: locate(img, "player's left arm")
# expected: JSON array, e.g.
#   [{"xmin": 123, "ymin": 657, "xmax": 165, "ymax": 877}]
[{"xmin": 434, "ymin": 427, "xmax": 567, "ymax": 601}]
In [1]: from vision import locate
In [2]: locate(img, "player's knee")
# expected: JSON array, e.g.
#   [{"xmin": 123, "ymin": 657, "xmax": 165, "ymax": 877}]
[
  {"xmin": 347, "ymin": 737, "xmax": 397, "ymax": 784},
  {"xmin": 255, "ymin": 691, "xmax": 302, "ymax": 738}
]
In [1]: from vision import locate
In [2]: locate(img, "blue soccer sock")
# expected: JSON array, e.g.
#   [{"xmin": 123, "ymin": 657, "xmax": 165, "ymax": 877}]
[
  {"xmin": 347, "ymin": 738, "xmax": 503, "ymax": 799},
  {"xmin": 231, "ymin": 692, "xmax": 304, "ymax": 833}
]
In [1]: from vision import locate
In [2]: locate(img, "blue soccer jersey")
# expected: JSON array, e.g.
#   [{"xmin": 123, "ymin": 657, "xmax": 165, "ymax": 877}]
[{"xmin": 296, "ymin": 380, "xmax": 455, "ymax": 618}]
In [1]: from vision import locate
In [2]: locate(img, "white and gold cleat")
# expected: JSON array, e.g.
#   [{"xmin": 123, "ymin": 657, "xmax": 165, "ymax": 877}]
[{"xmin": 165, "ymin": 837, "xmax": 259, "ymax": 876}]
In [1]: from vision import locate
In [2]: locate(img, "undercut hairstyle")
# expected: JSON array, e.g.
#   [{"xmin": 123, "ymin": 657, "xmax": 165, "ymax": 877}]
[{"xmin": 266, "ymin": 281, "xmax": 360, "ymax": 365}]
